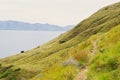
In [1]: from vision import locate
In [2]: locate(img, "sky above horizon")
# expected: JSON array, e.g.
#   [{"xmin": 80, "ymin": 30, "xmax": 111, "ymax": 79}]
[{"xmin": 0, "ymin": 0, "xmax": 119, "ymax": 26}]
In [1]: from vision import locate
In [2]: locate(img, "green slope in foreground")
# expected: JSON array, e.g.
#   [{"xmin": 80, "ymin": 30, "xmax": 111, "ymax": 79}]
[{"xmin": 0, "ymin": 2, "xmax": 120, "ymax": 80}]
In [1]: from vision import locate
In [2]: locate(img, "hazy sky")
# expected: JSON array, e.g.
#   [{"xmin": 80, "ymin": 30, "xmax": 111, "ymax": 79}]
[{"xmin": 0, "ymin": 0, "xmax": 119, "ymax": 26}]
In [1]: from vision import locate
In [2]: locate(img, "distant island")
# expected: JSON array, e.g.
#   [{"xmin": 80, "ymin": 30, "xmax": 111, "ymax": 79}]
[{"xmin": 0, "ymin": 20, "xmax": 73, "ymax": 31}]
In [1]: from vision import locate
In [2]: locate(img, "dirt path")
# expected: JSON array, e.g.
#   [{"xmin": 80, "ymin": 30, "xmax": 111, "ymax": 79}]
[
  {"xmin": 73, "ymin": 40, "xmax": 98, "ymax": 80},
  {"xmin": 73, "ymin": 67, "xmax": 88, "ymax": 80},
  {"xmin": 91, "ymin": 40, "xmax": 98, "ymax": 55}
]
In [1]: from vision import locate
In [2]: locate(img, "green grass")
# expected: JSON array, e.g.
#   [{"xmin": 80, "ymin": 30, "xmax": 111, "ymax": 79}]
[
  {"xmin": 87, "ymin": 25, "xmax": 120, "ymax": 80},
  {"xmin": 0, "ymin": 65, "xmax": 20, "ymax": 80},
  {"xmin": 31, "ymin": 64, "xmax": 77, "ymax": 80},
  {"xmin": 0, "ymin": 2, "xmax": 120, "ymax": 80}
]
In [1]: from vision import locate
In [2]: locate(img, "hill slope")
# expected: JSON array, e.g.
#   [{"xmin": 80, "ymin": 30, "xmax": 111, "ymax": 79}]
[{"xmin": 0, "ymin": 2, "xmax": 120, "ymax": 80}]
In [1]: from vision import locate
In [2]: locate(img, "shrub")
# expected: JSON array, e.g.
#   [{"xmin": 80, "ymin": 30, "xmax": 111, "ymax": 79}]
[
  {"xmin": 21, "ymin": 51, "xmax": 24, "ymax": 53},
  {"xmin": 6, "ymin": 65, "xmax": 14, "ymax": 69},
  {"xmin": 0, "ymin": 66, "xmax": 20, "ymax": 80},
  {"xmin": 14, "ymin": 68, "xmax": 21, "ymax": 72},
  {"xmin": 59, "ymin": 40, "xmax": 66, "ymax": 44},
  {"xmin": 0, "ymin": 70, "xmax": 9, "ymax": 78},
  {"xmin": 73, "ymin": 50, "xmax": 89, "ymax": 66}
]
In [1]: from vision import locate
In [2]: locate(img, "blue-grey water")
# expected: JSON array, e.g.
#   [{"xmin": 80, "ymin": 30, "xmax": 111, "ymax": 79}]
[{"xmin": 0, "ymin": 30, "xmax": 64, "ymax": 58}]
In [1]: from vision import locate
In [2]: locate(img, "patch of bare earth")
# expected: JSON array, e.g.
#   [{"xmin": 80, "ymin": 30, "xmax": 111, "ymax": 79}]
[
  {"xmin": 73, "ymin": 40, "xmax": 98, "ymax": 80},
  {"xmin": 73, "ymin": 67, "xmax": 88, "ymax": 80}
]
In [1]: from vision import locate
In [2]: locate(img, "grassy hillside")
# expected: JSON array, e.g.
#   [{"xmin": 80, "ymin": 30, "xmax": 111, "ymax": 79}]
[
  {"xmin": 0, "ymin": 2, "xmax": 120, "ymax": 80},
  {"xmin": 87, "ymin": 25, "xmax": 120, "ymax": 80}
]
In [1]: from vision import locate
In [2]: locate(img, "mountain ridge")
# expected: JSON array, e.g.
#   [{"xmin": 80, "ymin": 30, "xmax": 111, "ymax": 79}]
[{"xmin": 0, "ymin": 20, "xmax": 73, "ymax": 31}]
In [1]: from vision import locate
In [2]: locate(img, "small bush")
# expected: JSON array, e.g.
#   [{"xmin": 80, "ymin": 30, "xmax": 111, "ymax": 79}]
[
  {"xmin": 0, "ymin": 66, "xmax": 20, "ymax": 80},
  {"xmin": 107, "ymin": 58, "xmax": 119, "ymax": 70},
  {"xmin": 59, "ymin": 40, "xmax": 66, "ymax": 44},
  {"xmin": 73, "ymin": 50, "xmax": 89, "ymax": 66},
  {"xmin": 0, "ymin": 70, "xmax": 9, "ymax": 78},
  {"xmin": 6, "ymin": 65, "xmax": 14, "ymax": 69},
  {"xmin": 14, "ymin": 68, "xmax": 21, "ymax": 72},
  {"xmin": 21, "ymin": 51, "xmax": 24, "ymax": 53}
]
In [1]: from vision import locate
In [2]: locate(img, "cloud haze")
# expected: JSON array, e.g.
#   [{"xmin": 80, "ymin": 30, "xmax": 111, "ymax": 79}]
[{"xmin": 0, "ymin": 0, "xmax": 119, "ymax": 26}]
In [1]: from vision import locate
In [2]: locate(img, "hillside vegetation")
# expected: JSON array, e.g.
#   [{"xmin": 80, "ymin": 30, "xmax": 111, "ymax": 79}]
[{"xmin": 0, "ymin": 2, "xmax": 120, "ymax": 80}]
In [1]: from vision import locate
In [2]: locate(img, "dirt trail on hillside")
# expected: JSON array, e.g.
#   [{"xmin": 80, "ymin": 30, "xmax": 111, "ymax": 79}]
[
  {"xmin": 73, "ymin": 67, "xmax": 88, "ymax": 80},
  {"xmin": 73, "ymin": 40, "xmax": 98, "ymax": 80},
  {"xmin": 91, "ymin": 40, "xmax": 98, "ymax": 55}
]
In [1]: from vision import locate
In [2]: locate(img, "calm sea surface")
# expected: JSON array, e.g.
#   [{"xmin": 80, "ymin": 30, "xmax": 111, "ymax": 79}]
[{"xmin": 0, "ymin": 30, "xmax": 64, "ymax": 58}]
